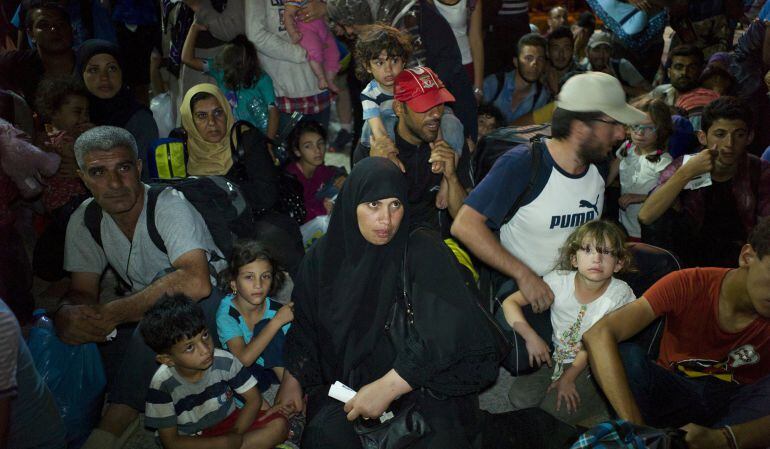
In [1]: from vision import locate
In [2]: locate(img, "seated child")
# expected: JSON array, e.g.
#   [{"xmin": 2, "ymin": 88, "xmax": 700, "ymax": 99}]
[
  {"xmin": 283, "ymin": 0, "xmax": 341, "ymax": 93},
  {"xmin": 181, "ymin": 28, "xmax": 279, "ymax": 141},
  {"xmin": 142, "ymin": 294, "xmax": 288, "ymax": 448},
  {"xmin": 477, "ymin": 103, "xmax": 505, "ymax": 140},
  {"xmin": 34, "ymin": 76, "xmax": 92, "ymax": 213},
  {"xmin": 502, "ymin": 220, "xmax": 636, "ymax": 426},
  {"xmin": 607, "ymin": 97, "xmax": 673, "ymax": 240},
  {"xmin": 217, "ymin": 241, "xmax": 293, "ymax": 392}
]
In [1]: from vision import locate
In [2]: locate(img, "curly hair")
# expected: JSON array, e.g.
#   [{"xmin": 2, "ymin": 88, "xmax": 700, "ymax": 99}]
[
  {"xmin": 354, "ymin": 24, "xmax": 413, "ymax": 82},
  {"xmin": 222, "ymin": 240, "xmax": 286, "ymax": 297},
  {"xmin": 214, "ymin": 35, "xmax": 261, "ymax": 91},
  {"xmin": 34, "ymin": 75, "xmax": 88, "ymax": 123},
  {"xmin": 140, "ymin": 294, "xmax": 207, "ymax": 354},
  {"xmin": 555, "ymin": 220, "xmax": 634, "ymax": 273}
]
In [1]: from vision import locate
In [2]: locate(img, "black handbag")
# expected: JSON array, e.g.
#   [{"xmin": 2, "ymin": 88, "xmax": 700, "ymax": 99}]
[{"xmin": 352, "ymin": 236, "xmax": 431, "ymax": 449}]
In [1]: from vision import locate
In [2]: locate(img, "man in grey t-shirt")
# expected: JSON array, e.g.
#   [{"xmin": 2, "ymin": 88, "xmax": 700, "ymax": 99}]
[{"xmin": 55, "ymin": 126, "xmax": 225, "ymax": 449}]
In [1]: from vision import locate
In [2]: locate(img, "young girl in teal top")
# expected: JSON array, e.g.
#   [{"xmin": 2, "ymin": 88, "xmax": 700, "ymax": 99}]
[
  {"xmin": 216, "ymin": 240, "xmax": 294, "ymax": 391},
  {"xmin": 182, "ymin": 25, "xmax": 279, "ymax": 142}
]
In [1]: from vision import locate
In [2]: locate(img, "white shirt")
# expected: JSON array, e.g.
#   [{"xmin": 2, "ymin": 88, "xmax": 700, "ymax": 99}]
[{"xmin": 616, "ymin": 141, "xmax": 672, "ymax": 238}]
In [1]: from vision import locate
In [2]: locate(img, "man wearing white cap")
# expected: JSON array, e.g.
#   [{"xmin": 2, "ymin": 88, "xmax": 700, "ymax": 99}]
[
  {"xmin": 453, "ymin": 72, "xmax": 643, "ymax": 310},
  {"xmin": 582, "ymin": 31, "xmax": 650, "ymax": 97}
]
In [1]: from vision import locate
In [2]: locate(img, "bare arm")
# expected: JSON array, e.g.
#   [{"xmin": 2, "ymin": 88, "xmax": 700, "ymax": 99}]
[
  {"xmin": 102, "ymin": 249, "xmax": 212, "ymax": 325},
  {"xmin": 638, "ymin": 148, "xmax": 715, "ymax": 225},
  {"xmin": 683, "ymin": 416, "xmax": 770, "ymax": 449},
  {"xmin": 582, "ymin": 297, "xmax": 658, "ymax": 424},
  {"xmin": 468, "ymin": 1, "xmax": 484, "ymax": 93},
  {"xmin": 283, "ymin": 5, "xmax": 301, "ymax": 43},
  {"xmin": 501, "ymin": 291, "xmax": 552, "ymax": 367},
  {"xmin": 181, "ymin": 24, "xmax": 206, "ymax": 72},
  {"xmin": 55, "ymin": 271, "xmax": 113, "ymax": 345},
  {"xmin": 266, "ymin": 107, "xmax": 279, "ymax": 142},
  {"xmin": 227, "ymin": 323, "xmax": 283, "ymax": 367},
  {"xmin": 561, "ymin": 349, "xmax": 588, "ymax": 381},
  {"xmin": 368, "ymin": 117, "xmax": 390, "ymax": 140},
  {"xmin": 606, "ymin": 156, "xmax": 621, "ymax": 187},
  {"xmin": 428, "ymin": 140, "xmax": 466, "ymax": 217},
  {"xmin": 451, "ymin": 205, "xmax": 554, "ymax": 309},
  {"xmin": 158, "ymin": 426, "xmax": 242, "ymax": 449},
  {"xmin": 232, "ymin": 387, "xmax": 262, "ymax": 434}
]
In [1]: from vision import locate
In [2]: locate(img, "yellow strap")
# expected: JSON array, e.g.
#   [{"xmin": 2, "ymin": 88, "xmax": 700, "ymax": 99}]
[{"xmin": 444, "ymin": 238, "xmax": 478, "ymax": 281}]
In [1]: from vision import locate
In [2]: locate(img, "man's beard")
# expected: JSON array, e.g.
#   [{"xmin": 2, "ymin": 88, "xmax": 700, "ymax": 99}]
[
  {"xmin": 672, "ymin": 77, "xmax": 698, "ymax": 92},
  {"xmin": 577, "ymin": 134, "xmax": 610, "ymax": 165}
]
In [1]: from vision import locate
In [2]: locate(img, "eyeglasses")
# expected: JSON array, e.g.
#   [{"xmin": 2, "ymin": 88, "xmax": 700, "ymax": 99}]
[
  {"xmin": 578, "ymin": 245, "xmax": 618, "ymax": 257},
  {"xmin": 193, "ymin": 108, "xmax": 226, "ymax": 123},
  {"xmin": 629, "ymin": 124, "xmax": 657, "ymax": 135},
  {"xmin": 590, "ymin": 118, "xmax": 623, "ymax": 127}
]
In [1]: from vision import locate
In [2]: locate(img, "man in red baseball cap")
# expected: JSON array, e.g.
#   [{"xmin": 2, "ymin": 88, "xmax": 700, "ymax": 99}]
[{"xmin": 357, "ymin": 66, "xmax": 470, "ymax": 233}]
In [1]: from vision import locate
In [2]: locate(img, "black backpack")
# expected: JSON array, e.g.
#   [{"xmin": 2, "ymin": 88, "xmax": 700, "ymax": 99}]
[{"xmin": 83, "ymin": 176, "xmax": 252, "ymax": 260}]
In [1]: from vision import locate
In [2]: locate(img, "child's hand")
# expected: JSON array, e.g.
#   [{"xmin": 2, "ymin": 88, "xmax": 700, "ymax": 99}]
[
  {"xmin": 289, "ymin": 31, "xmax": 303, "ymax": 44},
  {"xmin": 323, "ymin": 197, "xmax": 334, "ymax": 214},
  {"xmin": 549, "ymin": 377, "xmax": 581, "ymax": 414},
  {"xmin": 525, "ymin": 336, "xmax": 552, "ymax": 368},
  {"xmin": 275, "ymin": 301, "xmax": 295, "ymax": 325}
]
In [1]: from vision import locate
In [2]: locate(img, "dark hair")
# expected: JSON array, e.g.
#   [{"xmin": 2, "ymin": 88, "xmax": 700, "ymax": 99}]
[
  {"xmin": 556, "ymin": 220, "xmax": 634, "ymax": 273},
  {"xmin": 34, "ymin": 75, "xmax": 88, "ymax": 123},
  {"xmin": 517, "ymin": 32, "xmax": 548, "ymax": 57},
  {"xmin": 24, "ymin": 2, "xmax": 70, "ymax": 30},
  {"xmin": 477, "ymin": 103, "xmax": 505, "ymax": 128},
  {"xmin": 701, "ymin": 96, "xmax": 753, "ymax": 134},
  {"xmin": 698, "ymin": 64, "xmax": 736, "ymax": 93},
  {"xmin": 190, "ymin": 91, "xmax": 217, "ymax": 113},
  {"xmin": 214, "ymin": 35, "xmax": 261, "ymax": 91},
  {"xmin": 576, "ymin": 11, "xmax": 596, "ymax": 30},
  {"xmin": 668, "ymin": 44, "xmax": 705, "ymax": 67},
  {"xmin": 749, "ymin": 217, "xmax": 770, "ymax": 259},
  {"xmin": 140, "ymin": 294, "xmax": 207, "ymax": 354},
  {"xmin": 288, "ymin": 120, "xmax": 328, "ymax": 155},
  {"xmin": 223, "ymin": 240, "xmax": 286, "ymax": 296},
  {"xmin": 550, "ymin": 107, "xmax": 603, "ymax": 139},
  {"xmin": 548, "ymin": 26, "xmax": 574, "ymax": 45},
  {"xmin": 354, "ymin": 24, "xmax": 413, "ymax": 82},
  {"xmin": 621, "ymin": 96, "xmax": 672, "ymax": 162}
]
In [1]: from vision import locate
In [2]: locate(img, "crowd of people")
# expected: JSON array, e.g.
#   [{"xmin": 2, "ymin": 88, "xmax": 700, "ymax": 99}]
[{"xmin": 1, "ymin": 0, "xmax": 770, "ymax": 448}]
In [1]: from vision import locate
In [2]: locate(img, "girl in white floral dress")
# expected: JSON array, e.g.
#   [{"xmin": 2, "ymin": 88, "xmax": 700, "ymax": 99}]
[{"xmin": 501, "ymin": 220, "xmax": 636, "ymax": 425}]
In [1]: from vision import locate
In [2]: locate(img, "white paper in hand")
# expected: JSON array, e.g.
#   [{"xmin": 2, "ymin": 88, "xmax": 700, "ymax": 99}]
[
  {"xmin": 328, "ymin": 381, "xmax": 357, "ymax": 403},
  {"xmin": 683, "ymin": 154, "xmax": 712, "ymax": 190}
]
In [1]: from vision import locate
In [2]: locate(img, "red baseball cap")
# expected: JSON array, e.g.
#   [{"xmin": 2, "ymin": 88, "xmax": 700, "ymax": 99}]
[{"xmin": 394, "ymin": 67, "xmax": 456, "ymax": 113}]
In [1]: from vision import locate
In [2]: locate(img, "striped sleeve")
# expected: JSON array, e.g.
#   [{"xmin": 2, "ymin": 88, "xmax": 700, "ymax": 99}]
[
  {"xmin": 144, "ymin": 384, "xmax": 177, "ymax": 430},
  {"xmin": 0, "ymin": 306, "xmax": 19, "ymax": 400},
  {"xmin": 226, "ymin": 355, "xmax": 257, "ymax": 394}
]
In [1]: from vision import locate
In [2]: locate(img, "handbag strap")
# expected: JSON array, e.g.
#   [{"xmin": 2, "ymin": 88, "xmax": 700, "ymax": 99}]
[{"xmin": 400, "ymin": 229, "xmax": 421, "ymax": 325}]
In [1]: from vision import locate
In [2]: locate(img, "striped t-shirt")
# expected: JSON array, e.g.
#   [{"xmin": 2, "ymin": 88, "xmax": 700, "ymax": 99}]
[
  {"xmin": 498, "ymin": 0, "xmax": 528, "ymax": 16},
  {"xmin": 145, "ymin": 349, "xmax": 257, "ymax": 435}
]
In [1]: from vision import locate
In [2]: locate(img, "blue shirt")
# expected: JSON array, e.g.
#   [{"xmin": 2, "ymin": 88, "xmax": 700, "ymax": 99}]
[
  {"xmin": 204, "ymin": 59, "xmax": 276, "ymax": 132},
  {"xmin": 482, "ymin": 70, "xmax": 551, "ymax": 124},
  {"xmin": 216, "ymin": 295, "xmax": 290, "ymax": 367},
  {"xmin": 465, "ymin": 143, "xmax": 605, "ymax": 275}
]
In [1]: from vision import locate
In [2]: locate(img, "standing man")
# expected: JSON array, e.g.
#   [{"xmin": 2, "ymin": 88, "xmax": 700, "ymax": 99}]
[{"xmin": 452, "ymin": 72, "xmax": 643, "ymax": 308}]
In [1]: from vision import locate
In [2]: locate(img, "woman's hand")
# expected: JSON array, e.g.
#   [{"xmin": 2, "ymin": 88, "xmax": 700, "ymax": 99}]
[
  {"xmin": 344, "ymin": 369, "xmax": 412, "ymax": 421},
  {"xmin": 275, "ymin": 301, "xmax": 295, "ymax": 326},
  {"xmin": 549, "ymin": 377, "xmax": 580, "ymax": 413},
  {"xmin": 298, "ymin": 0, "xmax": 328, "ymax": 22},
  {"xmin": 525, "ymin": 335, "xmax": 552, "ymax": 368}
]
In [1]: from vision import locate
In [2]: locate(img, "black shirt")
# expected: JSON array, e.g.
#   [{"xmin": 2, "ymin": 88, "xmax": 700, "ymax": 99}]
[
  {"xmin": 0, "ymin": 49, "xmax": 43, "ymax": 102},
  {"xmin": 690, "ymin": 179, "xmax": 747, "ymax": 267}
]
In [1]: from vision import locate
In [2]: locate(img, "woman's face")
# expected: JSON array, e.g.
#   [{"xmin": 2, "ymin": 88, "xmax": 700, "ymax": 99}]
[
  {"xmin": 192, "ymin": 97, "xmax": 227, "ymax": 143},
  {"xmin": 294, "ymin": 131, "xmax": 326, "ymax": 167},
  {"xmin": 356, "ymin": 197, "xmax": 404, "ymax": 245},
  {"xmin": 83, "ymin": 53, "xmax": 122, "ymax": 99}
]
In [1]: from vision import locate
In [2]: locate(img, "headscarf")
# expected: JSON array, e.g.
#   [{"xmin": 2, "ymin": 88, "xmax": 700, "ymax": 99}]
[
  {"xmin": 180, "ymin": 84, "xmax": 234, "ymax": 176},
  {"xmin": 76, "ymin": 39, "xmax": 143, "ymax": 128}
]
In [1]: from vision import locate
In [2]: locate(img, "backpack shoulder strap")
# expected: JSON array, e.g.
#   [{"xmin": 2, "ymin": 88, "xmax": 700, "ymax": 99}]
[
  {"xmin": 146, "ymin": 186, "xmax": 168, "ymax": 255},
  {"xmin": 501, "ymin": 139, "xmax": 544, "ymax": 225},
  {"xmin": 84, "ymin": 199, "xmax": 103, "ymax": 248}
]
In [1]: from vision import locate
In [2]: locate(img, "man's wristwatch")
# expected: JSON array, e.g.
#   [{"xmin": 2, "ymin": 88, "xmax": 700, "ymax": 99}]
[{"xmin": 473, "ymin": 87, "xmax": 483, "ymax": 96}]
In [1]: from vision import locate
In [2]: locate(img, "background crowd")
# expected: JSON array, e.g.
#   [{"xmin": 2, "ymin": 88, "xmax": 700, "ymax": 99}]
[{"xmin": 1, "ymin": 0, "xmax": 770, "ymax": 448}]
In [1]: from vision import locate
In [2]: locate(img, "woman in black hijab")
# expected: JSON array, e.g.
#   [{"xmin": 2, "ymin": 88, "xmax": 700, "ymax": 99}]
[
  {"xmin": 277, "ymin": 157, "xmax": 501, "ymax": 448},
  {"xmin": 76, "ymin": 39, "xmax": 158, "ymax": 180}
]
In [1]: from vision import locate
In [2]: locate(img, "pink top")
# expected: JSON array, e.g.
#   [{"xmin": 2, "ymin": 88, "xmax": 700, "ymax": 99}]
[{"xmin": 286, "ymin": 162, "xmax": 337, "ymax": 223}]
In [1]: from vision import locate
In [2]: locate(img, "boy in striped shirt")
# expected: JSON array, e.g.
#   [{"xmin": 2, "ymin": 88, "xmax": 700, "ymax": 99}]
[{"xmin": 141, "ymin": 295, "xmax": 287, "ymax": 449}]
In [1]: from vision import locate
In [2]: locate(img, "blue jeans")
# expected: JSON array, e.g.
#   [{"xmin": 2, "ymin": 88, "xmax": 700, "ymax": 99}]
[
  {"xmin": 619, "ymin": 343, "xmax": 770, "ymax": 427},
  {"xmin": 359, "ymin": 107, "xmax": 464, "ymax": 155}
]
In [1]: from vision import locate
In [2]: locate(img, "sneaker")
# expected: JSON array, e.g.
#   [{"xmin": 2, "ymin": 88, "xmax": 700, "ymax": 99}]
[{"xmin": 329, "ymin": 128, "xmax": 353, "ymax": 153}]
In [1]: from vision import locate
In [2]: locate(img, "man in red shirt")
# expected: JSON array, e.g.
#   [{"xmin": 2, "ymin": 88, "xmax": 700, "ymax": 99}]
[{"xmin": 584, "ymin": 217, "xmax": 770, "ymax": 448}]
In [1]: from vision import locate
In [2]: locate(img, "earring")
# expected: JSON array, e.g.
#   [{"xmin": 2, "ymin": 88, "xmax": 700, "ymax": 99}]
[{"xmin": 231, "ymin": 288, "xmax": 237, "ymax": 296}]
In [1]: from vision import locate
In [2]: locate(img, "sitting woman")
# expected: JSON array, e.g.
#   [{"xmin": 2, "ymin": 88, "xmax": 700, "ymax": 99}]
[
  {"xmin": 76, "ymin": 39, "xmax": 158, "ymax": 180},
  {"xmin": 284, "ymin": 121, "xmax": 345, "ymax": 223},
  {"xmin": 180, "ymin": 83, "xmax": 305, "ymax": 273},
  {"xmin": 274, "ymin": 157, "xmax": 502, "ymax": 448}
]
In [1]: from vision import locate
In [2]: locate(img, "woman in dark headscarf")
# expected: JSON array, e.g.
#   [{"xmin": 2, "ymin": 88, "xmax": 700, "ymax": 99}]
[
  {"xmin": 76, "ymin": 39, "xmax": 158, "ymax": 180},
  {"xmin": 276, "ymin": 157, "xmax": 501, "ymax": 448}
]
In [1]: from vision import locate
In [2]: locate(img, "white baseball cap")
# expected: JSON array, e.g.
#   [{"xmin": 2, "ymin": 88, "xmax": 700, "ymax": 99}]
[{"xmin": 556, "ymin": 71, "xmax": 646, "ymax": 124}]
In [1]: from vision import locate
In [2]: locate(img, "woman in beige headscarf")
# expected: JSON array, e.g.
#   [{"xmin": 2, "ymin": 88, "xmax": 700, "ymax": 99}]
[{"xmin": 180, "ymin": 83, "xmax": 235, "ymax": 176}]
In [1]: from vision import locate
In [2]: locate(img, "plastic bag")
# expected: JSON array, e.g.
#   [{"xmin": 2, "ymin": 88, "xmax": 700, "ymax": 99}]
[
  {"xmin": 150, "ymin": 92, "xmax": 176, "ymax": 138},
  {"xmin": 0, "ymin": 119, "xmax": 60, "ymax": 198},
  {"xmin": 300, "ymin": 215, "xmax": 330, "ymax": 249},
  {"xmin": 27, "ymin": 313, "xmax": 106, "ymax": 449}
]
